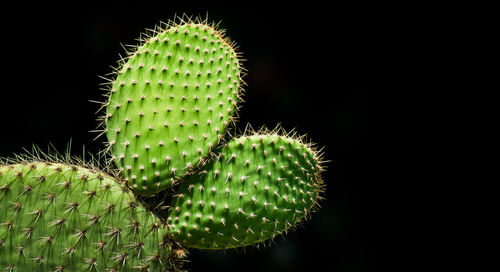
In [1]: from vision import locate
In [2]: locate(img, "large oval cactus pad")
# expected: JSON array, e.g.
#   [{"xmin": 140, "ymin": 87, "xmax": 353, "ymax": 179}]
[{"xmin": 105, "ymin": 19, "xmax": 244, "ymax": 196}]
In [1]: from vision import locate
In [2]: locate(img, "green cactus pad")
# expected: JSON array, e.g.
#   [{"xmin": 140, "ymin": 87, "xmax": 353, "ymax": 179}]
[
  {"xmin": 167, "ymin": 132, "xmax": 325, "ymax": 249},
  {"xmin": 104, "ymin": 19, "xmax": 244, "ymax": 196},
  {"xmin": 0, "ymin": 162, "xmax": 177, "ymax": 271}
]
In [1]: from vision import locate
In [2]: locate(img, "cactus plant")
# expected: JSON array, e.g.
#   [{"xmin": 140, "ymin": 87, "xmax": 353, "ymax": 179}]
[
  {"xmin": 1, "ymin": 15, "xmax": 327, "ymax": 271},
  {"xmin": 103, "ymin": 17, "xmax": 245, "ymax": 196},
  {"xmin": 0, "ymin": 154, "xmax": 185, "ymax": 271}
]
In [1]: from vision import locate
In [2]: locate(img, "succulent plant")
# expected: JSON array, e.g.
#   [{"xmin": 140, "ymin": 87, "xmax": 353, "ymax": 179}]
[{"xmin": 1, "ymin": 15, "xmax": 326, "ymax": 271}]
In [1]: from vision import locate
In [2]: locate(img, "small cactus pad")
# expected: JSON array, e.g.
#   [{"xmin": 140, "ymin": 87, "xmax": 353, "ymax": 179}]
[
  {"xmin": 105, "ymin": 19, "xmax": 244, "ymax": 196},
  {"xmin": 0, "ymin": 162, "xmax": 175, "ymax": 271},
  {"xmin": 167, "ymin": 133, "xmax": 324, "ymax": 249}
]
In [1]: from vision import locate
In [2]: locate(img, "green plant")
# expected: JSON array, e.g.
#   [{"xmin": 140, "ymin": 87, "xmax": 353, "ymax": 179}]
[{"xmin": 0, "ymin": 15, "xmax": 325, "ymax": 271}]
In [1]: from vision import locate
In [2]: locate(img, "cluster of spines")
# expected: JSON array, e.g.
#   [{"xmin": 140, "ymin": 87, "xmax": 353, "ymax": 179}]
[
  {"xmin": 101, "ymin": 15, "xmax": 247, "ymax": 196},
  {"xmin": 167, "ymin": 126, "xmax": 325, "ymax": 249}
]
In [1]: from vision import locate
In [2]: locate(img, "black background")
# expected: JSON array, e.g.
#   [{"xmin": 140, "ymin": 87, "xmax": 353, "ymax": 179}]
[{"xmin": 0, "ymin": 4, "xmax": 391, "ymax": 272}]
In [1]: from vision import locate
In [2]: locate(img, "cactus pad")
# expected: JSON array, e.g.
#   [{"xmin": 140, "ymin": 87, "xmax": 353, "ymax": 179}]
[
  {"xmin": 167, "ymin": 132, "xmax": 324, "ymax": 249},
  {"xmin": 104, "ymin": 19, "xmax": 244, "ymax": 196},
  {"xmin": 0, "ymin": 162, "xmax": 178, "ymax": 271}
]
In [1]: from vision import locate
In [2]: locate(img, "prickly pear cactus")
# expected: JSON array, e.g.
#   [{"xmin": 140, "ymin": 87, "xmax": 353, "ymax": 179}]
[
  {"xmin": 0, "ymin": 161, "xmax": 181, "ymax": 271},
  {"xmin": 0, "ymin": 14, "xmax": 327, "ymax": 272},
  {"xmin": 167, "ymin": 131, "xmax": 325, "ymax": 249},
  {"xmin": 104, "ymin": 19, "xmax": 244, "ymax": 196}
]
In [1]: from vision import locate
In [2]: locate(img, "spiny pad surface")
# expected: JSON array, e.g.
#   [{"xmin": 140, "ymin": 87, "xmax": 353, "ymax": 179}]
[
  {"xmin": 105, "ymin": 23, "xmax": 243, "ymax": 196},
  {"xmin": 168, "ymin": 134, "xmax": 324, "ymax": 249},
  {"xmin": 0, "ymin": 162, "xmax": 172, "ymax": 271}
]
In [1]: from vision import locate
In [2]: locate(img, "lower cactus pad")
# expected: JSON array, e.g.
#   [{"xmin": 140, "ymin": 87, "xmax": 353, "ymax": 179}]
[{"xmin": 0, "ymin": 161, "xmax": 178, "ymax": 271}]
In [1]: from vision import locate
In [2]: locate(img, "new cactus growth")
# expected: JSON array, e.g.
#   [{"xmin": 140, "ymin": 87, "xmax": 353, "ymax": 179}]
[
  {"xmin": 0, "ymin": 159, "xmax": 182, "ymax": 271},
  {"xmin": 104, "ymin": 18, "xmax": 244, "ymax": 196},
  {"xmin": 167, "ymin": 129, "xmax": 324, "ymax": 249}
]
